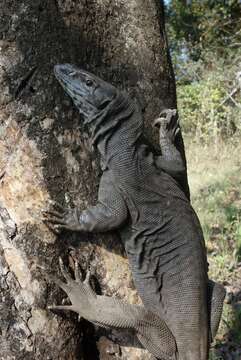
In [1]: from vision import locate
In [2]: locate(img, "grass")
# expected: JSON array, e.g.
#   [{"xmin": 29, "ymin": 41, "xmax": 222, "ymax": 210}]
[{"xmin": 185, "ymin": 136, "xmax": 241, "ymax": 359}]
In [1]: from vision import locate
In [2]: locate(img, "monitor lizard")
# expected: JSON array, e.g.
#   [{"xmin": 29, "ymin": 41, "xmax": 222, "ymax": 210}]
[{"xmin": 43, "ymin": 64, "xmax": 226, "ymax": 360}]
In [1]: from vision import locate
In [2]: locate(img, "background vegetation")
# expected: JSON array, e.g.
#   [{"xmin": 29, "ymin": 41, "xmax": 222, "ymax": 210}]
[{"xmin": 165, "ymin": 1, "xmax": 241, "ymax": 358}]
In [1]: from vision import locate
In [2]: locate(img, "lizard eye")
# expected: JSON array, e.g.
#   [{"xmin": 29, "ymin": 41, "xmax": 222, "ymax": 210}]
[{"xmin": 86, "ymin": 79, "xmax": 93, "ymax": 87}]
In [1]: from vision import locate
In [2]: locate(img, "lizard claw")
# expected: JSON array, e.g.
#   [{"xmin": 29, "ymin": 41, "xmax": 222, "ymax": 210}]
[
  {"xmin": 69, "ymin": 256, "xmax": 93, "ymax": 290},
  {"xmin": 153, "ymin": 108, "xmax": 180, "ymax": 143},
  {"xmin": 47, "ymin": 257, "xmax": 97, "ymax": 318},
  {"xmin": 42, "ymin": 199, "xmax": 68, "ymax": 234},
  {"xmin": 59, "ymin": 257, "xmax": 73, "ymax": 283},
  {"xmin": 42, "ymin": 200, "xmax": 66, "ymax": 223},
  {"xmin": 47, "ymin": 273, "xmax": 70, "ymax": 293},
  {"xmin": 48, "ymin": 199, "xmax": 66, "ymax": 213},
  {"xmin": 48, "ymin": 304, "xmax": 74, "ymax": 312},
  {"xmin": 153, "ymin": 109, "xmax": 177, "ymax": 128},
  {"xmin": 74, "ymin": 259, "xmax": 82, "ymax": 283},
  {"xmin": 84, "ymin": 268, "xmax": 91, "ymax": 286},
  {"xmin": 43, "ymin": 220, "xmax": 62, "ymax": 235},
  {"xmin": 42, "ymin": 202, "xmax": 82, "ymax": 233},
  {"xmin": 159, "ymin": 108, "xmax": 177, "ymax": 118}
]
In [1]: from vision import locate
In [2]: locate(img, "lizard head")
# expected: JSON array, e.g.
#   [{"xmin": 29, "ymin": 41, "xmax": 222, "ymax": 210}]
[{"xmin": 54, "ymin": 64, "xmax": 117, "ymax": 122}]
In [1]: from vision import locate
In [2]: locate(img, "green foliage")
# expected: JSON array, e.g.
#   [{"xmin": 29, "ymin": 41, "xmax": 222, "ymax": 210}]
[
  {"xmin": 221, "ymin": 302, "xmax": 241, "ymax": 349},
  {"xmin": 165, "ymin": 0, "xmax": 241, "ymax": 140},
  {"xmin": 166, "ymin": 0, "xmax": 241, "ymax": 64},
  {"xmin": 236, "ymin": 225, "xmax": 241, "ymax": 260},
  {"xmin": 192, "ymin": 169, "xmax": 241, "ymax": 278},
  {"xmin": 187, "ymin": 139, "xmax": 241, "ymax": 357},
  {"xmin": 177, "ymin": 61, "xmax": 241, "ymax": 139}
]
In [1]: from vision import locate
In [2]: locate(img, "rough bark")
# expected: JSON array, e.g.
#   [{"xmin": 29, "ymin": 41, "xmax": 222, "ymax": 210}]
[{"xmin": 0, "ymin": 1, "xmax": 179, "ymax": 359}]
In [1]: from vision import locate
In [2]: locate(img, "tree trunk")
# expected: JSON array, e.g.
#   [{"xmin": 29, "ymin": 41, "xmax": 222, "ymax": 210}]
[{"xmin": 0, "ymin": 1, "xmax": 181, "ymax": 359}]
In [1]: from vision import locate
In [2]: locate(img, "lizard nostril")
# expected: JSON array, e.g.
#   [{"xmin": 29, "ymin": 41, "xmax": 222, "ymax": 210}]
[{"xmin": 69, "ymin": 71, "xmax": 77, "ymax": 77}]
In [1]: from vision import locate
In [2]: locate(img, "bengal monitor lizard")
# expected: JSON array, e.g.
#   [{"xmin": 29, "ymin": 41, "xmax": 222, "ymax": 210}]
[{"xmin": 43, "ymin": 64, "xmax": 226, "ymax": 360}]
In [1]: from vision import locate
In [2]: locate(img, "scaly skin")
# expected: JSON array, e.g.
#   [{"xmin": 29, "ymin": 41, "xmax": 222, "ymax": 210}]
[{"xmin": 43, "ymin": 64, "xmax": 226, "ymax": 360}]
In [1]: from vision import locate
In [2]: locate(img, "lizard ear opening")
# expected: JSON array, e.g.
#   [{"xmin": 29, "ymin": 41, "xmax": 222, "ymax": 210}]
[{"xmin": 98, "ymin": 95, "xmax": 116, "ymax": 110}]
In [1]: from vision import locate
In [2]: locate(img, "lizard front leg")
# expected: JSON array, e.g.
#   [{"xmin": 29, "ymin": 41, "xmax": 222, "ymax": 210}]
[
  {"xmin": 153, "ymin": 109, "xmax": 185, "ymax": 175},
  {"xmin": 48, "ymin": 258, "xmax": 177, "ymax": 360},
  {"xmin": 153, "ymin": 109, "xmax": 190, "ymax": 199},
  {"xmin": 42, "ymin": 171, "xmax": 128, "ymax": 234},
  {"xmin": 153, "ymin": 109, "xmax": 180, "ymax": 155}
]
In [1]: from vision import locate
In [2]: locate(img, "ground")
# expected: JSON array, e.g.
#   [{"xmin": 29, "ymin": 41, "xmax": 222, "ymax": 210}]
[{"xmin": 186, "ymin": 136, "xmax": 241, "ymax": 360}]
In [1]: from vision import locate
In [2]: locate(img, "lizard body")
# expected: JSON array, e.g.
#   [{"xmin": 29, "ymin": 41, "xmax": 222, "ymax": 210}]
[{"xmin": 44, "ymin": 64, "xmax": 225, "ymax": 360}]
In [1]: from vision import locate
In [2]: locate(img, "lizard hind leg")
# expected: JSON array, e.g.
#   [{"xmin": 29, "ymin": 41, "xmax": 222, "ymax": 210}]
[
  {"xmin": 48, "ymin": 258, "xmax": 177, "ymax": 360},
  {"xmin": 136, "ymin": 310, "xmax": 177, "ymax": 360}
]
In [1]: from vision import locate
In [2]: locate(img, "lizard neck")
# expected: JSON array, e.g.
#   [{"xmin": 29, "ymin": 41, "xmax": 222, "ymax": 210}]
[{"xmin": 91, "ymin": 94, "xmax": 143, "ymax": 174}]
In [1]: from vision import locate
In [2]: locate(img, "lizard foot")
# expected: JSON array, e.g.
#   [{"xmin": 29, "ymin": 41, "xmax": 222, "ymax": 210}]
[
  {"xmin": 42, "ymin": 200, "xmax": 82, "ymax": 233},
  {"xmin": 153, "ymin": 108, "xmax": 180, "ymax": 143},
  {"xmin": 48, "ymin": 257, "xmax": 97, "ymax": 318},
  {"xmin": 48, "ymin": 259, "xmax": 177, "ymax": 359}
]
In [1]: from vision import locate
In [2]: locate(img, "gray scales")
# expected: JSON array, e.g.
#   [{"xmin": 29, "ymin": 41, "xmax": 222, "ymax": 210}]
[{"xmin": 43, "ymin": 64, "xmax": 226, "ymax": 360}]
